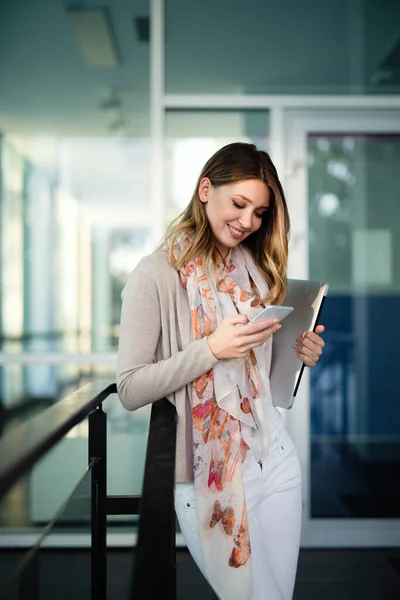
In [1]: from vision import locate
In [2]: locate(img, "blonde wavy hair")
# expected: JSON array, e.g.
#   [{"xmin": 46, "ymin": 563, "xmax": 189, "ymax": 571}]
[{"xmin": 164, "ymin": 142, "xmax": 290, "ymax": 304}]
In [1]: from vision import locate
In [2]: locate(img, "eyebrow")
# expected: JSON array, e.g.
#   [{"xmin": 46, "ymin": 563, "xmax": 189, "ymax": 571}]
[{"xmin": 234, "ymin": 194, "xmax": 270, "ymax": 210}]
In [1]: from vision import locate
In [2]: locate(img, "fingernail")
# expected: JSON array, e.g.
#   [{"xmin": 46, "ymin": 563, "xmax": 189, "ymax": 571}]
[{"xmin": 273, "ymin": 318, "xmax": 279, "ymax": 324}]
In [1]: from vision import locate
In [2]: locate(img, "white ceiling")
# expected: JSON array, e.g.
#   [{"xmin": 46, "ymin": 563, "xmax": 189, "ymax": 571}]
[
  {"xmin": 0, "ymin": 0, "xmax": 150, "ymax": 136},
  {"xmin": 0, "ymin": 0, "xmax": 399, "ymax": 139}
]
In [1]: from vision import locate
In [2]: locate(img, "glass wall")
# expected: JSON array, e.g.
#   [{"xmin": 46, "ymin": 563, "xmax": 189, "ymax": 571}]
[
  {"xmin": 0, "ymin": 0, "xmax": 151, "ymax": 370},
  {"xmin": 0, "ymin": 0, "xmax": 152, "ymax": 503},
  {"xmin": 0, "ymin": 137, "xmax": 151, "ymax": 357},
  {"xmin": 165, "ymin": 0, "xmax": 400, "ymax": 95},
  {"xmin": 308, "ymin": 132, "xmax": 400, "ymax": 518},
  {"xmin": 0, "ymin": 378, "xmax": 149, "ymax": 530}
]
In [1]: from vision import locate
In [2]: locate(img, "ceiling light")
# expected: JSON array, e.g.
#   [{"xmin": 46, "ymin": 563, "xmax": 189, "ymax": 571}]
[{"xmin": 67, "ymin": 8, "xmax": 121, "ymax": 68}]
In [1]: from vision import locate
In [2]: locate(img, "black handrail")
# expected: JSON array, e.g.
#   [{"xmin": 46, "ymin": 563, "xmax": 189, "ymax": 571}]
[
  {"xmin": 0, "ymin": 382, "xmax": 178, "ymax": 600},
  {"xmin": 0, "ymin": 381, "xmax": 116, "ymax": 502}
]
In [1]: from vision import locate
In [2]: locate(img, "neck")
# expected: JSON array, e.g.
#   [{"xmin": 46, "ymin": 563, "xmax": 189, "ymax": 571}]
[{"xmin": 215, "ymin": 246, "xmax": 229, "ymax": 263}]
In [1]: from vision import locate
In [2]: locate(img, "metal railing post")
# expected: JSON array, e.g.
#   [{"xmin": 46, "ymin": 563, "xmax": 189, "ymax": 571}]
[
  {"xmin": 131, "ymin": 398, "xmax": 177, "ymax": 599},
  {"xmin": 89, "ymin": 405, "xmax": 107, "ymax": 600},
  {"xmin": 18, "ymin": 553, "xmax": 39, "ymax": 600}
]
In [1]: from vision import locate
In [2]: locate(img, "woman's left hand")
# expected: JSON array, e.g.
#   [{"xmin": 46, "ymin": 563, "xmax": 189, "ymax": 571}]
[{"xmin": 293, "ymin": 325, "xmax": 325, "ymax": 367}]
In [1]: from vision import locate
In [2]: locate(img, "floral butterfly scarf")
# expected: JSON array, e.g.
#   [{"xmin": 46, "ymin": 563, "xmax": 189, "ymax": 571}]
[{"xmin": 177, "ymin": 233, "xmax": 269, "ymax": 600}]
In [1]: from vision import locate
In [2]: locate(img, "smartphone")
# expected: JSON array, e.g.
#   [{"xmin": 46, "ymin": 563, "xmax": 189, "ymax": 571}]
[{"xmin": 249, "ymin": 305, "xmax": 294, "ymax": 325}]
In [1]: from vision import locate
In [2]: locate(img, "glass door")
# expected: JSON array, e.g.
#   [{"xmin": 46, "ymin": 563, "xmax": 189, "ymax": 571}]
[{"xmin": 285, "ymin": 109, "xmax": 400, "ymax": 546}]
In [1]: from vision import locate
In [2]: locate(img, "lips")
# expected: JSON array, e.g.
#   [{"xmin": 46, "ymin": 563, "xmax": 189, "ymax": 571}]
[{"xmin": 227, "ymin": 224, "xmax": 246, "ymax": 239}]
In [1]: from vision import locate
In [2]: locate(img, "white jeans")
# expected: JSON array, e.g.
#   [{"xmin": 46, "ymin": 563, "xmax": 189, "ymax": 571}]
[{"xmin": 174, "ymin": 423, "xmax": 302, "ymax": 600}]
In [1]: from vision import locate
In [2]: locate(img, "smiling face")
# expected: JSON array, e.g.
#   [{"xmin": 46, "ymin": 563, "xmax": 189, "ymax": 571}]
[{"xmin": 198, "ymin": 177, "xmax": 271, "ymax": 258}]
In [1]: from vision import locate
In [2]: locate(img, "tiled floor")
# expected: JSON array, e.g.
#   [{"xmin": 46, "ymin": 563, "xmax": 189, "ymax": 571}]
[
  {"xmin": 1, "ymin": 547, "xmax": 400, "ymax": 599},
  {"xmin": 121, "ymin": 547, "xmax": 400, "ymax": 599}
]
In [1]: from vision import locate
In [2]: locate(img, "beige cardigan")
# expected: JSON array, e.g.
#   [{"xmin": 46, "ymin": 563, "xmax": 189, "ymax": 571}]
[{"xmin": 116, "ymin": 250, "xmax": 219, "ymax": 482}]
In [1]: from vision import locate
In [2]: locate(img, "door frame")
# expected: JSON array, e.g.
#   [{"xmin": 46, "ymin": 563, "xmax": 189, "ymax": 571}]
[{"xmin": 284, "ymin": 108, "xmax": 400, "ymax": 546}]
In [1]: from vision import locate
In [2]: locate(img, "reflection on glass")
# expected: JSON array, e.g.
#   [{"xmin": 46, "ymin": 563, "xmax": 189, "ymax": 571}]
[
  {"xmin": 0, "ymin": 0, "xmax": 151, "ymax": 354},
  {"xmin": 308, "ymin": 133, "xmax": 400, "ymax": 518},
  {"xmin": 0, "ymin": 141, "xmax": 24, "ymax": 353},
  {"xmin": 0, "ymin": 368, "xmax": 149, "ymax": 529},
  {"xmin": 0, "ymin": 363, "xmax": 116, "ymax": 416},
  {"xmin": 165, "ymin": 110, "xmax": 269, "ymax": 224},
  {"xmin": 0, "ymin": 137, "xmax": 151, "ymax": 353},
  {"xmin": 166, "ymin": 0, "xmax": 400, "ymax": 95}
]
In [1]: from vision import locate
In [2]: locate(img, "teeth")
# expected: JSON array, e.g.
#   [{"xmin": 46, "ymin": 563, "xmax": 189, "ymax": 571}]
[{"xmin": 229, "ymin": 225, "xmax": 243, "ymax": 235}]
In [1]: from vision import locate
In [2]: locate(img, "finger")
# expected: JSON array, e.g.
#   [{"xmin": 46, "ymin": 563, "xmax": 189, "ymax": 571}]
[
  {"xmin": 243, "ymin": 338, "xmax": 271, "ymax": 351},
  {"xmin": 228, "ymin": 314, "xmax": 249, "ymax": 326},
  {"xmin": 300, "ymin": 326, "xmax": 325, "ymax": 339},
  {"xmin": 241, "ymin": 337, "xmax": 271, "ymax": 352},
  {"xmin": 245, "ymin": 318, "xmax": 279, "ymax": 333},
  {"xmin": 297, "ymin": 333, "xmax": 325, "ymax": 350},
  {"xmin": 293, "ymin": 343, "xmax": 319, "ymax": 362},
  {"xmin": 293, "ymin": 344, "xmax": 322, "ymax": 363},
  {"xmin": 242, "ymin": 327, "xmax": 279, "ymax": 349},
  {"xmin": 296, "ymin": 341, "xmax": 324, "ymax": 359},
  {"xmin": 293, "ymin": 345, "xmax": 316, "ymax": 367},
  {"xmin": 241, "ymin": 326, "xmax": 280, "ymax": 345}
]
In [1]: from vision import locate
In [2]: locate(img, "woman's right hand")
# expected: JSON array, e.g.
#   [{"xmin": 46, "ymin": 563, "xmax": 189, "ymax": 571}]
[{"xmin": 207, "ymin": 315, "xmax": 281, "ymax": 360}]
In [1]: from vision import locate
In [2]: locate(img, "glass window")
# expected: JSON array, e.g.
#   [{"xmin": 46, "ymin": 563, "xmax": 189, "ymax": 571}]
[
  {"xmin": 0, "ymin": 0, "xmax": 152, "ymax": 353},
  {"xmin": 0, "ymin": 363, "xmax": 148, "ymax": 532},
  {"xmin": 308, "ymin": 132, "xmax": 400, "ymax": 518},
  {"xmin": 166, "ymin": 0, "xmax": 400, "ymax": 95}
]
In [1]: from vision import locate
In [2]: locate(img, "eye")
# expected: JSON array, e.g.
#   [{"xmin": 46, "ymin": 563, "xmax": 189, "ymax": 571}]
[{"xmin": 232, "ymin": 200, "xmax": 244, "ymax": 209}]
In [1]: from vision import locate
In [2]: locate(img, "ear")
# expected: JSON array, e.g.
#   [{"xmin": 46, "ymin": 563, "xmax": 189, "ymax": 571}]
[{"xmin": 198, "ymin": 177, "xmax": 211, "ymax": 204}]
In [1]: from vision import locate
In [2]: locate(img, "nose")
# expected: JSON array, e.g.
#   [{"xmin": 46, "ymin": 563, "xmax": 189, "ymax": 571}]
[{"xmin": 238, "ymin": 209, "xmax": 254, "ymax": 230}]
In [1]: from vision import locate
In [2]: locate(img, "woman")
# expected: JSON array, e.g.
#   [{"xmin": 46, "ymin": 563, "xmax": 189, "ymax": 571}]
[{"xmin": 117, "ymin": 142, "xmax": 325, "ymax": 600}]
